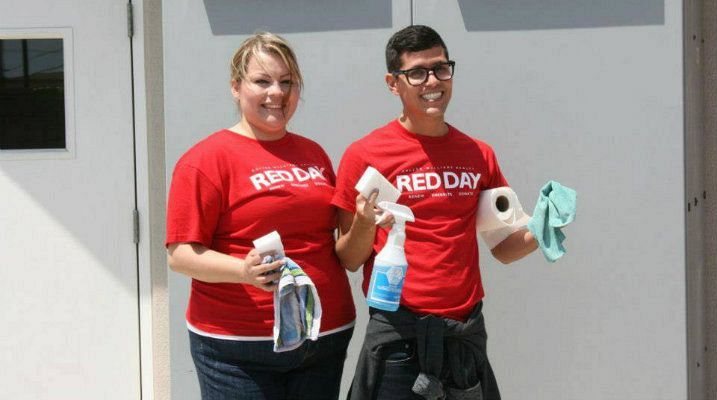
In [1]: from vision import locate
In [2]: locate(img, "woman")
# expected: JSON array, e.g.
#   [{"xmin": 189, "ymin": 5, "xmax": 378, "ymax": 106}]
[{"xmin": 166, "ymin": 32, "xmax": 356, "ymax": 400}]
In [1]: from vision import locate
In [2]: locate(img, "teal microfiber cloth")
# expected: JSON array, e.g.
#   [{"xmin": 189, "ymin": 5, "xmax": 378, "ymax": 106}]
[{"xmin": 527, "ymin": 181, "xmax": 577, "ymax": 262}]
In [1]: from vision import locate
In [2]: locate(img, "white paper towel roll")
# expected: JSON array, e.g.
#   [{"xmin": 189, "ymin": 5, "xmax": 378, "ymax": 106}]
[{"xmin": 476, "ymin": 187, "xmax": 530, "ymax": 248}]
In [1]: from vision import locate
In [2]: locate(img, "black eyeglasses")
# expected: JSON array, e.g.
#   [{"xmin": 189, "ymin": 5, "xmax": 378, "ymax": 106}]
[{"xmin": 392, "ymin": 61, "xmax": 455, "ymax": 86}]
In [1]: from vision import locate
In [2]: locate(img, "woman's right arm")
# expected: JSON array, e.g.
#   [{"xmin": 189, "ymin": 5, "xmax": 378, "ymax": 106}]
[
  {"xmin": 167, "ymin": 243, "xmax": 283, "ymax": 291},
  {"xmin": 335, "ymin": 191, "xmax": 394, "ymax": 272},
  {"xmin": 335, "ymin": 207, "xmax": 377, "ymax": 272}
]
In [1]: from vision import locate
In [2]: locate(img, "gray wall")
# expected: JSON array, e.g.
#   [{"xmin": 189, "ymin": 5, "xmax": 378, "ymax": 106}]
[
  {"xmin": 684, "ymin": 0, "xmax": 706, "ymax": 396},
  {"xmin": 163, "ymin": 1, "xmax": 689, "ymax": 398},
  {"xmin": 702, "ymin": 0, "xmax": 717, "ymax": 397}
]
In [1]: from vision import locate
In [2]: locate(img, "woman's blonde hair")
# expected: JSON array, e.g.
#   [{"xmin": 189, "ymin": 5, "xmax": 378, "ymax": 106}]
[{"xmin": 230, "ymin": 32, "xmax": 303, "ymax": 91}]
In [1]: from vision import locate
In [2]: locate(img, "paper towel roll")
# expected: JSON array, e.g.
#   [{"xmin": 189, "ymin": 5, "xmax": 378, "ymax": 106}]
[
  {"xmin": 476, "ymin": 187, "xmax": 530, "ymax": 248},
  {"xmin": 476, "ymin": 187, "xmax": 520, "ymax": 231}
]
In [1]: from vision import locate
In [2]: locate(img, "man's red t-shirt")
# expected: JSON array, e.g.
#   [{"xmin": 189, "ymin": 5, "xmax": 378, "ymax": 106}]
[
  {"xmin": 167, "ymin": 130, "xmax": 355, "ymax": 337},
  {"xmin": 332, "ymin": 120, "xmax": 508, "ymax": 321}
]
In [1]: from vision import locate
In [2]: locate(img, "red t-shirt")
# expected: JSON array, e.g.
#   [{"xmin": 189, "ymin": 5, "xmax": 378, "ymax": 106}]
[
  {"xmin": 332, "ymin": 120, "xmax": 508, "ymax": 321},
  {"xmin": 167, "ymin": 130, "xmax": 355, "ymax": 337}
]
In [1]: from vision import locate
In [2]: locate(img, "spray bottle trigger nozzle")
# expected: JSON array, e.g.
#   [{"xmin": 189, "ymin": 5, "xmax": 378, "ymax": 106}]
[{"xmin": 377, "ymin": 201, "xmax": 414, "ymax": 223}]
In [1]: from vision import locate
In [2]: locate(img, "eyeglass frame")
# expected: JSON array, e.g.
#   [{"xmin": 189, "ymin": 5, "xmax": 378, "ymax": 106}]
[{"xmin": 391, "ymin": 61, "xmax": 456, "ymax": 86}]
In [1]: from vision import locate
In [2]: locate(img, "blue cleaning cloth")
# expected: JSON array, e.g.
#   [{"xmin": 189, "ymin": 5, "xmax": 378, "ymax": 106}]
[
  {"xmin": 262, "ymin": 256, "xmax": 322, "ymax": 352},
  {"xmin": 527, "ymin": 181, "xmax": 577, "ymax": 263}
]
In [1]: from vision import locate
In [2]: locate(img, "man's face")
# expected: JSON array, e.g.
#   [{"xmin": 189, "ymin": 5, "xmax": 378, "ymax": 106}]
[{"xmin": 386, "ymin": 45, "xmax": 453, "ymax": 121}]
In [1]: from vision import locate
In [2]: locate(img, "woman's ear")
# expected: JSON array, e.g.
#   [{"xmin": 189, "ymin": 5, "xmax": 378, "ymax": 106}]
[
  {"xmin": 230, "ymin": 79, "xmax": 241, "ymax": 100},
  {"xmin": 385, "ymin": 73, "xmax": 399, "ymax": 96}
]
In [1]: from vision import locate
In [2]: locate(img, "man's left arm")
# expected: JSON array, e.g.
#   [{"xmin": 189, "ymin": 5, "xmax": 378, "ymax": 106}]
[{"xmin": 490, "ymin": 228, "xmax": 538, "ymax": 264}]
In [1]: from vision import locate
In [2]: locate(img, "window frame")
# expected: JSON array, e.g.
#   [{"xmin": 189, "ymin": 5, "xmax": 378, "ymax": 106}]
[{"xmin": 0, "ymin": 28, "xmax": 75, "ymax": 160}]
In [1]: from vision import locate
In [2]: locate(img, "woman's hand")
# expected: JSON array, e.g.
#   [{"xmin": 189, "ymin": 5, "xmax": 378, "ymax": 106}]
[
  {"xmin": 167, "ymin": 243, "xmax": 284, "ymax": 288},
  {"xmin": 334, "ymin": 190, "xmax": 396, "ymax": 271},
  {"xmin": 239, "ymin": 249, "xmax": 284, "ymax": 291},
  {"xmin": 354, "ymin": 190, "xmax": 379, "ymax": 228},
  {"xmin": 355, "ymin": 190, "xmax": 395, "ymax": 229}
]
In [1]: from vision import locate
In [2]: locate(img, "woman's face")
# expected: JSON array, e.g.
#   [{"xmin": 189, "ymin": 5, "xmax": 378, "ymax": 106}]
[{"xmin": 232, "ymin": 51, "xmax": 299, "ymax": 139}]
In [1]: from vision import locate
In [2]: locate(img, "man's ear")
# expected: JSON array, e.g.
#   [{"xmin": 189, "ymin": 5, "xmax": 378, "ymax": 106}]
[{"xmin": 385, "ymin": 73, "xmax": 400, "ymax": 96}]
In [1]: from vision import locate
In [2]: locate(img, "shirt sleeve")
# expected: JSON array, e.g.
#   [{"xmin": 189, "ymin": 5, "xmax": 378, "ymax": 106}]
[
  {"xmin": 316, "ymin": 144, "xmax": 337, "ymax": 185},
  {"xmin": 485, "ymin": 145, "xmax": 509, "ymax": 190},
  {"xmin": 165, "ymin": 163, "xmax": 223, "ymax": 248},
  {"xmin": 331, "ymin": 141, "xmax": 370, "ymax": 212}
]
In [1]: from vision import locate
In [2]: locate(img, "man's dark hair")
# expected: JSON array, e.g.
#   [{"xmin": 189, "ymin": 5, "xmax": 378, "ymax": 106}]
[{"xmin": 385, "ymin": 25, "xmax": 449, "ymax": 72}]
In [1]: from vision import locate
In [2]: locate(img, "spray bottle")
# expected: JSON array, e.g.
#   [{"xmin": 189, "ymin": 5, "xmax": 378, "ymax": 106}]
[{"xmin": 366, "ymin": 201, "xmax": 415, "ymax": 311}]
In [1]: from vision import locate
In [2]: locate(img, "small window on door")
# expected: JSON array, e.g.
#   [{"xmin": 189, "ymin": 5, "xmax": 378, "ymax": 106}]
[{"xmin": 0, "ymin": 38, "xmax": 65, "ymax": 150}]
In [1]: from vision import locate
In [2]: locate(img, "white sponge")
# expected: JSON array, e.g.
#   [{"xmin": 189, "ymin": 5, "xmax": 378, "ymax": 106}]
[{"xmin": 354, "ymin": 166, "xmax": 401, "ymax": 204}]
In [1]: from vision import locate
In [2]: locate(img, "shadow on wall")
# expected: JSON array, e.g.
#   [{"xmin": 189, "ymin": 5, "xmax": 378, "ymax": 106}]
[
  {"xmin": 202, "ymin": 0, "xmax": 392, "ymax": 35},
  {"xmin": 456, "ymin": 0, "xmax": 664, "ymax": 31},
  {"xmin": 203, "ymin": 0, "xmax": 665, "ymax": 35}
]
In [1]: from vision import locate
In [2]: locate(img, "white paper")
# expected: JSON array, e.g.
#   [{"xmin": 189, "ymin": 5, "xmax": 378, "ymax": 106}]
[{"xmin": 253, "ymin": 231, "xmax": 285, "ymax": 258}]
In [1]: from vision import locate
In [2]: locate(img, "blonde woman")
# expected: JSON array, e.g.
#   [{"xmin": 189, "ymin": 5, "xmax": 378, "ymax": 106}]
[{"xmin": 166, "ymin": 33, "xmax": 355, "ymax": 400}]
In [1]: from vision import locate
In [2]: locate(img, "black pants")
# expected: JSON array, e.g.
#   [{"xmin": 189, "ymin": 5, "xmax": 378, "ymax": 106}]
[
  {"xmin": 374, "ymin": 337, "xmax": 497, "ymax": 399},
  {"xmin": 350, "ymin": 302, "xmax": 501, "ymax": 400}
]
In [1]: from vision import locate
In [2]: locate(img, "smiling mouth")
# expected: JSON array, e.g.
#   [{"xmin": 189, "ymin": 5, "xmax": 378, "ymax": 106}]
[
  {"xmin": 421, "ymin": 92, "xmax": 442, "ymax": 101},
  {"xmin": 263, "ymin": 104, "xmax": 283, "ymax": 110}
]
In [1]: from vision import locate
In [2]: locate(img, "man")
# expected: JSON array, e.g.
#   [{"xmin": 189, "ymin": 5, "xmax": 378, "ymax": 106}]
[{"xmin": 332, "ymin": 25, "xmax": 537, "ymax": 399}]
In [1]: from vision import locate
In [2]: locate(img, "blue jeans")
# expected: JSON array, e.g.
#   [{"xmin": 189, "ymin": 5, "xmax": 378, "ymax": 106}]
[{"xmin": 189, "ymin": 328, "xmax": 353, "ymax": 400}]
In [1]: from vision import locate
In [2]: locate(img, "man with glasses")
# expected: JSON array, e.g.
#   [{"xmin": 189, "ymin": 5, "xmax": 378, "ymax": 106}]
[{"xmin": 333, "ymin": 25, "xmax": 537, "ymax": 399}]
